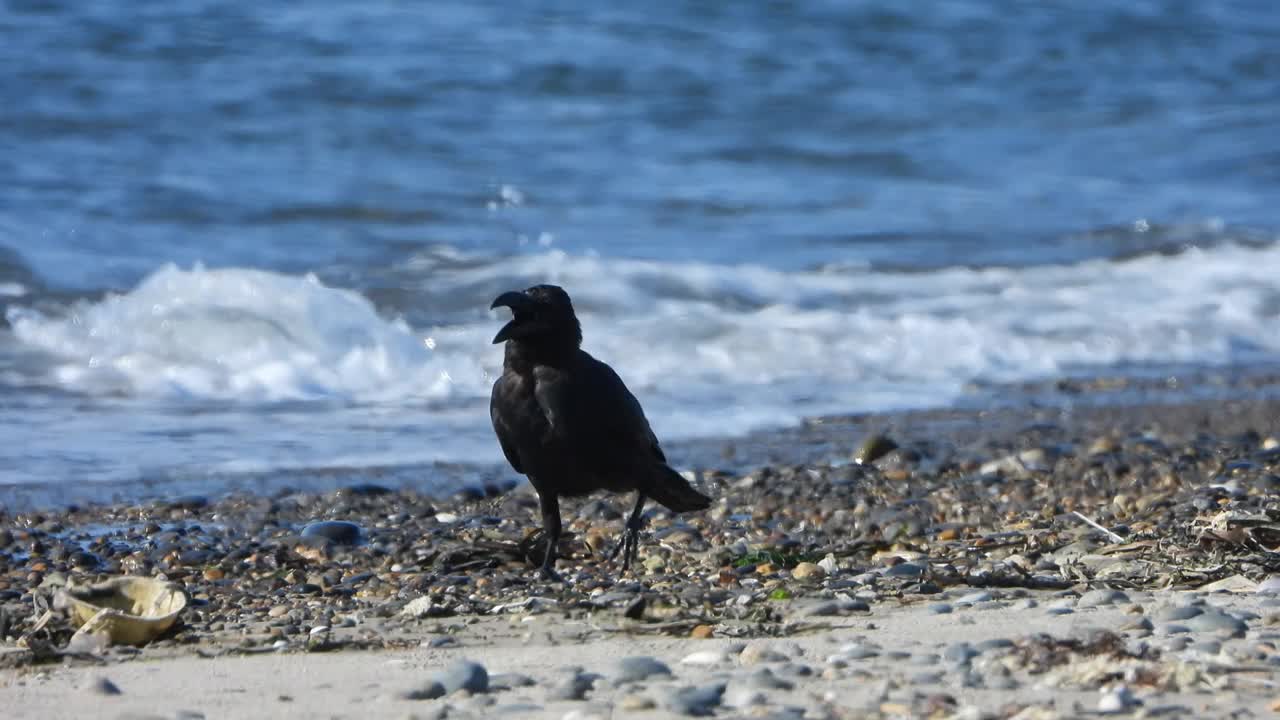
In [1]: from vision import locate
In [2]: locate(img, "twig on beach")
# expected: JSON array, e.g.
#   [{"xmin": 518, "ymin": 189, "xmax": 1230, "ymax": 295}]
[{"xmin": 1072, "ymin": 511, "xmax": 1126, "ymax": 544}]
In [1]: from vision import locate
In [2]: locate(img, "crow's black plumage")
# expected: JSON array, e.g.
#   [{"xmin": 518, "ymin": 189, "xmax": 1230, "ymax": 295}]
[{"xmin": 489, "ymin": 284, "xmax": 712, "ymax": 581}]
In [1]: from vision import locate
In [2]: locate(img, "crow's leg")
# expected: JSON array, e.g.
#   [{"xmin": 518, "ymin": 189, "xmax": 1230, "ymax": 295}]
[
  {"xmin": 537, "ymin": 491, "xmax": 564, "ymax": 583},
  {"xmin": 608, "ymin": 492, "xmax": 646, "ymax": 573}
]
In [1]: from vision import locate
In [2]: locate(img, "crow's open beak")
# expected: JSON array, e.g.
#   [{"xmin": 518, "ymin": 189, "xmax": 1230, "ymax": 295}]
[{"xmin": 491, "ymin": 291, "xmax": 537, "ymax": 344}]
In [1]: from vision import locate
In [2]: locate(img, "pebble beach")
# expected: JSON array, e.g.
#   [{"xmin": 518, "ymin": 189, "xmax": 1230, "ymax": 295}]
[{"xmin": 4, "ymin": 375, "xmax": 1280, "ymax": 719}]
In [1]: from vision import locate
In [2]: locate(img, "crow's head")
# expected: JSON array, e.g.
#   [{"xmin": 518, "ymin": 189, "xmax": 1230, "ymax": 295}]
[{"xmin": 490, "ymin": 284, "xmax": 582, "ymax": 347}]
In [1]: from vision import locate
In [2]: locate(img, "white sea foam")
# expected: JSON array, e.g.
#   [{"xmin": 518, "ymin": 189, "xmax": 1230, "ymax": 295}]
[{"xmin": 4, "ymin": 242, "xmax": 1279, "ymax": 483}]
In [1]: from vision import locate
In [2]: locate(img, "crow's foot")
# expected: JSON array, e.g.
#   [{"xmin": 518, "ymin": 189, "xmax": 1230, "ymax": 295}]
[{"xmin": 607, "ymin": 525, "xmax": 642, "ymax": 574}]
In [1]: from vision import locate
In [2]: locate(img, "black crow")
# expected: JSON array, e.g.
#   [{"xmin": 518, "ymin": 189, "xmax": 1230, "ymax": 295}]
[{"xmin": 489, "ymin": 284, "xmax": 712, "ymax": 581}]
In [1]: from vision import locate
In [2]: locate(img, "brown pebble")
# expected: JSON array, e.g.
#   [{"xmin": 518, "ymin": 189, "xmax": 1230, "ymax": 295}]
[
  {"xmin": 937, "ymin": 527, "xmax": 960, "ymax": 541},
  {"xmin": 203, "ymin": 567, "xmax": 225, "ymax": 581},
  {"xmin": 690, "ymin": 625, "xmax": 714, "ymax": 639}
]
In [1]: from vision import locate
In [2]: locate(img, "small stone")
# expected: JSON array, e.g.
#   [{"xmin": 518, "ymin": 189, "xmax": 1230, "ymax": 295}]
[
  {"xmin": 300, "ymin": 520, "xmax": 362, "ymax": 545},
  {"xmin": 666, "ymin": 682, "xmax": 726, "ymax": 717},
  {"xmin": 855, "ymin": 434, "xmax": 898, "ymax": 464},
  {"xmin": 680, "ymin": 650, "xmax": 728, "ymax": 666},
  {"xmin": 1185, "ymin": 610, "xmax": 1247, "ymax": 637},
  {"xmin": 268, "ymin": 605, "xmax": 290, "ymax": 618},
  {"xmin": 954, "ymin": 591, "xmax": 993, "ymax": 606},
  {"xmin": 834, "ymin": 642, "xmax": 880, "ymax": 661},
  {"xmin": 612, "ymin": 656, "xmax": 672, "ymax": 685},
  {"xmin": 690, "ymin": 624, "xmax": 714, "ymax": 639},
  {"xmin": 722, "ymin": 684, "xmax": 765, "ymax": 710},
  {"xmin": 1078, "ymin": 589, "xmax": 1130, "ymax": 608},
  {"xmin": 943, "ymin": 643, "xmax": 978, "ymax": 664},
  {"xmin": 488, "ymin": 673, "xmax": 537, "ymax": 691},
  {"xmin": 818, "ymin": 554, "xmax": 838, "ymax": 575},
  {"xmin": 547, "ymin": 668, "xmax": 595, "ymax": 701},
  {"xmin": 1154, "ymin": 605, "xmax": 1203, "ymax": 622},
  {"xmin": 1120, "ymin": 616, "xmax": 1154, "ymax": 633},
  {"xmin": 623, "ymin": 596, "xmax": 646, "ymax": 619},
  {"xmin": 402, "ymin": 596, "xmax": 441, "ymax": 618},
  {"xmin": 1097, "ymin": 685, "xmax": 1140, "ymax": 714},
  {"xmin": 928, "ymin": 603, "xmax": 954, "ymax": 615},
  {"xmin": 740, "ymin": 643, "xmax": 789, "ymax": 665},
  {"xmin": 88, "ymin": 677, "xmax": 122, "ymax": 696},
  {"xmin": 202, "ymin": 567, "xmax": 225, "ymax": 581},
  {"xmin": 791, "ymin": 562, "xmax": 826, "ymax": 581},
  {"xmin": 974, "ymin": 638, "xmax": 1014, "ymax": 653},
  {"xmin": 401, "ymin": 681, "xmax": 446, "ymax": 701},
  {"xmin": 436, "ymin": 660, "xmax": 489, "ymax": 694},
  {"xmin": 884, "ymin": 562, "xmax": 927, "ymax": 578}
]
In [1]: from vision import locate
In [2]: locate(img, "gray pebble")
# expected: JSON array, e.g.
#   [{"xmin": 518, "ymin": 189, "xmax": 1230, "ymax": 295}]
[
  {"xmin": 928, "ymin": 603, "xmax": 953, "ymax": 615},
  {"xmin": 436, "ymin": 660, "xmax": 489, "ymax": 694},
  {"xmin": 1078, "ymin": 589, "xmax": 1130, "ymax": 608},
  {"xmin": 401, "ymin": 680, "xmax": 446, "ymax": 701},
  {"xmin": 953, "ymin": 591, "xmax": 993, "ymax": 606},
  {"xmin": 884, "ymin": 562, "xmax": 927, "ymax": 578},
  {"xmin": 1191, "ymin": 639, "xmax": 1222, "ymax": 654},
  {"xmin": 911, "ymin": 671, "xmax": 945, "ymax": 684},
  {"xmin": 665, "ymin": 682, "xmax": 726, "ymax": 717},
  {"xmin": 836, "ymin": 643, "xmax": 880, "ymax": 660},
  {"xmin": 1159, "ymin": 623, "xmax": 1191, "ymax": 636},
  {"xmin": 1154, "ymin": 605, "xmax": 1203, "ymax": 622},
  {"xmin": 1185, "ymin": 610, "xmax": 1247, "ymax": 637},
  {"xmin": 89, "ymin": 676, "xmax": 122, "ymax": 696},
  {"xmin": 722, "ymin": 684, "xmax": 765, "ymax": 710},
  {"xmin": 804, "ymin": 598, "xmax": 869, "ymax": 617},
  {"xmin": 488, "ymin": 673, "xmax": 537, "ymax": 691},
  {"xmin": 300, "ymin": 520, "xmax": 362, "ymax": 545},
  {"xmin": 974, "ymin": 638, "xmax": 1014, "ymax": 653},
  {"xmin": 546, "ymin": 668, "xmax": 596, "ymax": 701},
  {"xmin": 741, "ymin": 667, "xmax": 794, "ymax": 691},
  {"xmin": 1045, "ymin": 607, "xmax": 1074, "ymax": 616},
  {"xmin": 943, "ymin": 643, "xmax": 978, "ymax": 664},
  {"xmin": 612, "ymin": 656, "xmax": 672, "ymax": 685},
  {"xmin": 775, "ymin": 663, "xmax": 813, "ymax": 678},
  {"xmin": 1119, "ymin": 616, "xmax": 1153, "ymax": 633}
]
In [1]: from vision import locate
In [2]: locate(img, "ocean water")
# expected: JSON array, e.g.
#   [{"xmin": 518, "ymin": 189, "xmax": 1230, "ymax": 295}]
[{"xmin": 1, "ymin": 1, "xmax": 1278, "ymax": 498}]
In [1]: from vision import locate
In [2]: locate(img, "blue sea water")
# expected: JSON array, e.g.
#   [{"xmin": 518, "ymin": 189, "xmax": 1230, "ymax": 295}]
[{"xmin": 1, "ymin": 1, "xmax": 1278, "ymax": 499}]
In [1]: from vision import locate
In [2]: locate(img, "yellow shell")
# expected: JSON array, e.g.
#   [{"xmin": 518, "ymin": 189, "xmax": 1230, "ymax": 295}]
[{"xmin": 63, "ymin": 577, "xmax": 188, "ymax": 646}]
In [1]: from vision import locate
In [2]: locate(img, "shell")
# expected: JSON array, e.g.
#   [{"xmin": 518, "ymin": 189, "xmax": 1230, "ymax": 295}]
[{"xmin": 62, "ymin": 576, "xmax": 188, "ymax": 645}]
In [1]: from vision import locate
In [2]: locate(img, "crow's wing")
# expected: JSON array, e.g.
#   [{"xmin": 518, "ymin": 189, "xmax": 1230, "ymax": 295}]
[
  {"xmin": 490, "ymin": 375, "xmax": 525, "ymax": 474},
  {"xmin": 533, "ymin": 351, "xmax": 666, "ymax": 472}
]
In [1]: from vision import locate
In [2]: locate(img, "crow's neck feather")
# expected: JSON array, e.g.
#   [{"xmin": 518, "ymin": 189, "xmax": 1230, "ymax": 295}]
[{"xmin": 503, "ymin": 331, "xmax": 581, "ymax": 372}]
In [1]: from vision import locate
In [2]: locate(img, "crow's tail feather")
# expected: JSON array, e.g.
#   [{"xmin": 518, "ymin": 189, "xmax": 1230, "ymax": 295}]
[{"xmin": 645, "ymin": 465, "xmax": 712, "ymax": 512}]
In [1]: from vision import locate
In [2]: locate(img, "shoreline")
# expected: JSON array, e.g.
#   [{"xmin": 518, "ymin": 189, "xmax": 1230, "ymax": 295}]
[
  {"xmin": 3, "ymin": 363, "xmax": 1280, "ymax": 512},
  {"xmin": 3, "ymin": 377, "xmax": 1280, "ymax": 718}
]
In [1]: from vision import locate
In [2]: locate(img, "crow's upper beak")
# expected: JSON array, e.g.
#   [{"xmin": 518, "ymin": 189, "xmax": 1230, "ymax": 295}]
[
  {"xmin": 491, "ymin": 290, "xmax": 537, "ymax": 344},
  {"xmin": 491, "ymin": 291, "xmax": 534, "ymax": 312}
]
